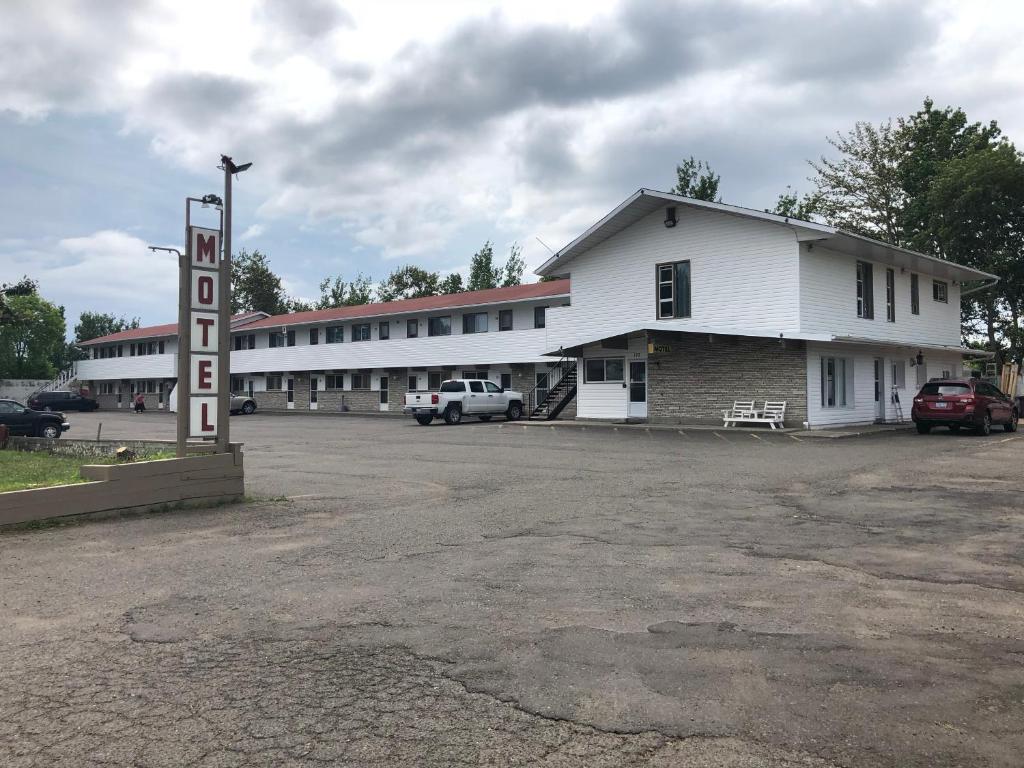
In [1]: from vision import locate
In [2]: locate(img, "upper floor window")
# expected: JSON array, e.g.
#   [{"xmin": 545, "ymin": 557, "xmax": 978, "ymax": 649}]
[
  {"xmin": 534, "ymin": 306, "xmax": 547, "ymax": 329},
  {"xmin": 428, "ymin": 316, "xmax": 451, "ymax": 336},
  {"xmin": 499, "ymin": 309, "xmax": 513, "ymax": 331},
  {"xmin": 933, "ymin": 280, "xmax": 948, "ymax": 303},
  {"xmin": 910, "ymin": 273, "xmax": 920, "ymax": 315},
  {"xmin": 269, "ymin": 331, "xmax": 294, "ymax": 348},
  {"xmin": 309, "ymin": 328, "xmax": 319, "ymax": 345},
  {"xmin": 378, "ymin": 321, "xmax": 390, "ymax": 340},
  {"xmin": 657, "ymin": 261, "xmax": 691, "ymax": 319},
  {"xmin": 326, "ymin": 326, "xmax": 344, "ymax": 344},
  {"xmin": 158, "ymin": 341, "xmax": 165, "ymax": 354},
  {"xmin": 352, "ymin": 323, "xmax": 371, "ymax": 342},
  {"xmin": 463, "ymin": 312, "xmax": 488, "ymax": 334},
  {"xmin": 407, "ymin": 319, "xmax": 419, "ymax": 338},
  {"xmin": 885, "ymin": 268, "xmax": 895, "ymax": 322},
  {"xmin": 856, "ymin": 261, "xmax": 874, "ymax": 319}
]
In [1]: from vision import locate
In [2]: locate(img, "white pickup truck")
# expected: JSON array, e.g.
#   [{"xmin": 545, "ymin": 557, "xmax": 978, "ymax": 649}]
[{"xmin": 403, "ymin": 379, "xmax": 525, "ymax": 425}]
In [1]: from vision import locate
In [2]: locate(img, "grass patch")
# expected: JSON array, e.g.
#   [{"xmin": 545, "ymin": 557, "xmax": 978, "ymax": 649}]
[{"xmin": 0, "ymin": 450, "xmax": 174, "ymax": 493}]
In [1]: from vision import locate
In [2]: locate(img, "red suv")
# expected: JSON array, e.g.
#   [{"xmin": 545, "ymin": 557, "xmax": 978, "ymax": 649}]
[{"xmin": 912, "ymin": 378, "xmax": 1018, "ymax": 435}]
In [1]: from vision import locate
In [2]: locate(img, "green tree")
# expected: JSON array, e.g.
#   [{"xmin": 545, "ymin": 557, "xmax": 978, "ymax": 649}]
[
  {"xmin": 501, "ymin": 243, "xmax": 526, "ymax": 287},
  {"xmin": 438, "ymin": 272, "xmax": 464, "ymax": 294},
  {"xmin": 467, "ymin": 241, "xmax": 501, "ymax": 291},
  {"xmin": 768, "ymin": 187, "xmax": 820, "ymax": 221},
  {"xmin": 74, "ymin": 311, "xmax": 140, "ymax": 343},
  {"xmin": 375, "ymin": 265, "xmax": 440, "ymax": 302},
  {"xmin": 671, "ymin": 156, "xmax": 720, "ymax": 201},
  {"xmin": 0, "ymin": 276, "xmax": 38, "ymax": 327},
  {"xmin": 0, "ymin": 293, "xmax": 66, "ymax": 379},
  {"xmin": 231, "ymin": 249, "xmax": 289, "ymax": 315},
  {"xmin": 314, "ymin": 274, "xmax": 374, "ymax": 309},
  {"xmin": 809, "ymin": 119, "xmax": 906, "ymax": 244},
  {"xmin": 899, "ymin": 98, "xmax": 1004, "ymax": 255},
  {"xmin": 924, "ymin": 143, "xmax": 1024, "ymax": 363}
]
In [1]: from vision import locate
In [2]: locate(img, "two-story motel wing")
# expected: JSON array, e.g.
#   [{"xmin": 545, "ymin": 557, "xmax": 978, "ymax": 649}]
[{"xmin": 74, "ymin": 189, "xmax": 997, "ymax": 428}]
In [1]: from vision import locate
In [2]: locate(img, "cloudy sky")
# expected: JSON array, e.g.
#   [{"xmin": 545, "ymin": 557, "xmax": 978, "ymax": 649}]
[{"xmin": 1, "ymin": 0, "xmax": 1023, "ymax": 331}]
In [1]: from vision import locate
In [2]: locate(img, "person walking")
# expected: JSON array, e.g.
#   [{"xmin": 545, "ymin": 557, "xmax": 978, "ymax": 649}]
[{"xmin": 134, "ymin": 392, "xmax": 146, "ymax": 414}]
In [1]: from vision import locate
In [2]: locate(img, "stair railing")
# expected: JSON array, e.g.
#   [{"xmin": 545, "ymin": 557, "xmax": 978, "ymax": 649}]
[{"xmin": 526, "ymin": 354, "xmax": 576, "ymax": 417}]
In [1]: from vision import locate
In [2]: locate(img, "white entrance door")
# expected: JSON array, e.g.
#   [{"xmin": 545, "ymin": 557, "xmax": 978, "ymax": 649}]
[
  {"xmin": 309, "ymin": 375, "xmax": 319, "ymax": 410},
  {"xmin": 379, "ymin": 374, "xmax": 389, "ymax": 411},
  {"xmin": 628, "ymin": 361, "xmax": 647, "ymax": 419}
]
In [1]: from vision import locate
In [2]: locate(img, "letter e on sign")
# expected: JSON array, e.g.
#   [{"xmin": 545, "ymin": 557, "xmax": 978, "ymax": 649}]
[
  {"xmin": 190, "ymin": 355, "xmax": 219, "ymax": 393},
  {"xmin": 189, "ymin": 396, "xmax": 218, "ymax": 438},
  {"xmin": 190, "ymin": 270, "xmax": 219, "ymax": 311},
  {"xmin": 191, "ymin": 312, "xmax": 218, "ymax": 353},
  {"xmin": 191, "ymin": 227, "xmax": 220, "ymax": 268}
]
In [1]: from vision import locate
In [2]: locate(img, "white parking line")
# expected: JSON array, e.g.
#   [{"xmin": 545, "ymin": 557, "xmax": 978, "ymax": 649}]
[
  {"xmin": 713, "ymin": 432, "xmax": 730, "ymax": 443},
  {"xmin": 749, "ymin": 433, "xmax": 765, "ymax": 443},
  {"xmin": 788, "ymin": 434, "xmax": 803, "ymax": 442}
]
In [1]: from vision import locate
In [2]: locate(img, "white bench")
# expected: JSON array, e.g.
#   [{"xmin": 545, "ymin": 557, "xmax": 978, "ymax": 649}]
[
  {"xmin": 722, "ymin": 400, "xmax": 787, "ymax": 430},
  {"xmin": 721, "ymin": 400, "xmax": 757, "ymax": 424}
]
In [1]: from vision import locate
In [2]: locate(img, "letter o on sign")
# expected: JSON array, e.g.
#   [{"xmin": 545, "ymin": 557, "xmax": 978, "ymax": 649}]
[{"xmin": 198, "ymin": 275, "xmax": 214, "ymax": 305}]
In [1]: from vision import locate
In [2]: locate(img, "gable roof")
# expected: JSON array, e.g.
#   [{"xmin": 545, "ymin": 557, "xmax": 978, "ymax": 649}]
[
  {"xmin": 79, "ymin": 311, "xmax": 269, "ymax": 346},
  {"xmin": 240, "ymin": 279, "xmax": 569, "ymax": 331},
  {"xmin": 78, "ymin": 282, "xmax": 569, "ymax": 344},
  {"xmin": 535, "ymin": 188, "xmax": 999, "ymax": 287}
]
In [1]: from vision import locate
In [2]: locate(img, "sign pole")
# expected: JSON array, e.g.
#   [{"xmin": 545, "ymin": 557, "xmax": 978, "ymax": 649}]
[
  {"xmin": 217, "ymin": 160, "xmax": 232, "ymax": 454},
  {"xmin": 177, "ymin": 200, "xmax": 192, "ymax": 458}
]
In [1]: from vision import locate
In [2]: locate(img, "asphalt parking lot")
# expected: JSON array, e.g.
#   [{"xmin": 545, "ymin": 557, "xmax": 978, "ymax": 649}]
[{"xmin": 2, "ymin": 410, "xmax": 1023, "ymax": 767}]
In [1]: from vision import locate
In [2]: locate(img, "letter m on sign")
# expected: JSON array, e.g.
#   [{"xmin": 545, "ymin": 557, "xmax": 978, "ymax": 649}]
[{"xmin": 195, "ymin": 233, "xmax": 218, "ymax": 266}]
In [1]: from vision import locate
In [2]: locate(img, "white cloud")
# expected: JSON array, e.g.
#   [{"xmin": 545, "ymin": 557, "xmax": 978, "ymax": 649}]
[
  {"xmin": 3, "ymin": 0, "xmax": 1024, "ymax": 292},
  {"xmin": 240, "ymin": 224, "xmax": 265, "ymax": 241}
]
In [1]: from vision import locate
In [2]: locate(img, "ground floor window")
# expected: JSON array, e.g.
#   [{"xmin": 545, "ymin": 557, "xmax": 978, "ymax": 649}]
[
  {"xmin": 820, "ymin": 357, "xmax": 852, "ymax": 408},
  {"xmin": 231, "ymin": 376, "xmax": 245, "ymax": 393},
  {"xmin": 462, "ymin": 370, "xmax": 488, "ymax": 380},
  {"xmin": 584, "ymin": 358, "xmax": 624, "ymax": 383},
  {"xmin": 428, "ymin": 372, "xmax": 442, "ymax": 390},
  {"xmin": 890, "ymin": 360, "xmax": 906, "ymax": 389},
  {"xmin": 351, "ymin": 373, "xmax": 370, "ymax": 390},
  {"xmin": 266, "ymin": 374, "xmax": 283, "ymax": 391},
  {"xmin": 500, "ymin": 373, "xmax": 512, "ymax": 390},
  {"xmin": 325, "ymin": 374, "xmax": 344, "ymax": 390}
]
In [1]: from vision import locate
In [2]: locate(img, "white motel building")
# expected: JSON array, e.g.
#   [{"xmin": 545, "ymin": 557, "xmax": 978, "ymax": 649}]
[{"xmin": 72, "ymin": 190, "xmax": 996, "ymax": 429}]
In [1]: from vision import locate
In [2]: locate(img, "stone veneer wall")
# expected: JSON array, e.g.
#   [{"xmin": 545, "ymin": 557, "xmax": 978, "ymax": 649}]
[{"xmin": 646, "ymin": 333, "xmax": 807, "ymax": 426}]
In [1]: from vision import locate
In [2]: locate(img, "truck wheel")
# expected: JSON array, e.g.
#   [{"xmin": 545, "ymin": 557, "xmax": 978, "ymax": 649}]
[
  {"xmin": 40, "ymin": 424, "xmax": 60, "ymax": 439},
  {"xmin": 978, "ymin": 412, "xmax": 992, "ymax": 436},
  {"xmin": 1005, "ymin": 411, "xmax": 1018, "ymax": 433},
  {"xmin": 506, "ymin": 401, "xmax": 523, "ymax": 421},
  {"xmin": 478, "ymin": 415, "xmax": 492, "ymax": 421},
  {"xmin": 444, "ymin": 404, "xmax": 462, "ymax": 425},
  {"xmin": 415, "ymin": 414, "xmax": 433, "ymax": 426},
  {"xmin": 915, "ymin": 423, "xmax": 931, "ymax": 435}
]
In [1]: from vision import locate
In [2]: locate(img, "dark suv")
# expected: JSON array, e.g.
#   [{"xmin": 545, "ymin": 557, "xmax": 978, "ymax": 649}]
[
  {"xmin": 27, "ymin": 390, "xmax": 98, "ymax": 412},
  {"xmin": 911, "ymin": 378, "xmax": 1018, "ymax": 435}
]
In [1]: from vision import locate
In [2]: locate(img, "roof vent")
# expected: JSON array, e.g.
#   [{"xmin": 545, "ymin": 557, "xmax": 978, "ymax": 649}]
[{"xmin": 664, "ymin": 206, "xmax": 677, "ymax": 228}]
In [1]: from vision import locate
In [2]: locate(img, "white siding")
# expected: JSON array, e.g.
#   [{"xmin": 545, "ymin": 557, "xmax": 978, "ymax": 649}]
[
  {"xmin": 798, "ymin": 246, "xmax": 962, "ymax": 347},
  {"xmin": 229, "ymin": 327, "xmax": 552, "ymax": 374},
  {"xmin": 548, "ymin": 206, "xmax": 802, "ymax": 350},
  {"xmin": 806, "ymin": 342, "xmax": 967, "ymax": 428},
  {"xmin": 76, "ymin": 355, "xmax": 177, "ymax": 381},
  {"xmin": 575, "ymin": 344, "xmax": 629, "ymax": 419}
]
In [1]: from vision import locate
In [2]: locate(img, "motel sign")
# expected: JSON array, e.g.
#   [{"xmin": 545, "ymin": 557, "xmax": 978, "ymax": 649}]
[{"xmin": 185, "ymin": 226, "xmax": 225, "ymax": 439}]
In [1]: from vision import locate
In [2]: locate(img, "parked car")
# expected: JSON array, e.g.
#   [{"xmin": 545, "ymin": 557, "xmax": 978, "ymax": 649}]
[
  {"xmin": 0, "ymin": 399, "xmax": 70, "ymax": 438},
  {"xmin": 27, "ymin": 390, "xmax": 98, "ymax": 412},
  {"xmin": 230, "ymin": 393, "xmax": 257, "ymax": 415},
  {"xmin": 911, "ymin": 378, "xmax": 1018, "ymax": 435},
  {"xmin": 403, "ymin": 379, "xmax": 524, "ymax": 425}
]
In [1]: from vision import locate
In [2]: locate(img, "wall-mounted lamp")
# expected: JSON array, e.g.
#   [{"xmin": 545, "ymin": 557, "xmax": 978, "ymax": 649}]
[
  {"xmin": 664, "ymin": 206, "xmax": 677, "ymax": 228},
  {"xmin": 916, "ymin": 351, "xmax": 924, "ymax": 366},
  {"xmin": 778, "ymin": 333, "xmax": 785, "ymax": 347}
]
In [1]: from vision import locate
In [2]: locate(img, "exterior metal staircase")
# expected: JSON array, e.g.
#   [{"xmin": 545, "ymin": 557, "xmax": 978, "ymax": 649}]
[
  {"xmin": 28, "ymin": 363, "xmax": 79, "ymax": 399},
  {"xmin": 527, "ymin": 356, "xmax": 577, "ymax": 420}
]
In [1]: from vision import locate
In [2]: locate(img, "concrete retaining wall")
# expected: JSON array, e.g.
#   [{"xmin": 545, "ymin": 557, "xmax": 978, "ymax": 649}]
[
  {"xmin": 0, "ymin": 380, "xmax": 50, "ymax": 401},
  {"xmin": 0, "ymin": 445, "xmax": 244, "ymax": 527}
]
